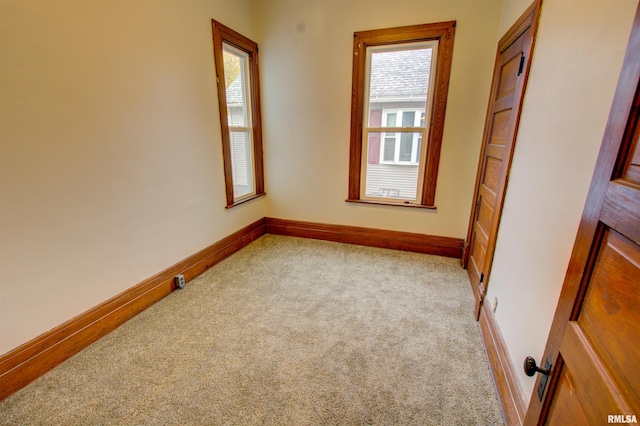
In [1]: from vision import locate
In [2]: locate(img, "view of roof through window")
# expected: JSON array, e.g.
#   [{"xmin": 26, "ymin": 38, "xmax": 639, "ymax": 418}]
[
  {"xmin": 369, "ymin": 48, "xmax": 432, "ymax": 101},
  {"xmin": 364, "ymin": 44, "xmax": 436, "ymax": 201}
]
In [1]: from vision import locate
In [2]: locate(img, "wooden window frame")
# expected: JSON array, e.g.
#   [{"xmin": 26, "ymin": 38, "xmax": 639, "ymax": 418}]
[
  {"xmin": 212, "ymin": 20, "xmax": 265, "ymax": 208},
  {"xmin": 347, "ymin": 21, "xmax": 456, "ymax": 209}
]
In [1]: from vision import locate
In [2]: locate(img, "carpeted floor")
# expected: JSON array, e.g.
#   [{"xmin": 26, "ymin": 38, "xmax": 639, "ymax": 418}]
[{"xmin": 0, "ymin": 235, "xmax": 504, "ymax": 425}]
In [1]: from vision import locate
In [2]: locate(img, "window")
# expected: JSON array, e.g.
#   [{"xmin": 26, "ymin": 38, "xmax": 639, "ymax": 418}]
[
  {"xmin": 380, "ymin": 109, "xmax": 425, "ymax": 164},
  {"xmin": 212, "ymin": 20, "xmax": 265, "ymax": 208},
  {"xmin": 347, "ymin": 22, "xmax": 456, "ymax": 208}
]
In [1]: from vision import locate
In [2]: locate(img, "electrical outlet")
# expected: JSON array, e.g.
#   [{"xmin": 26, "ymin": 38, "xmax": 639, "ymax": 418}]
[
  {"xmin": 174, "ymin": 274, "xmax": 186, "ymax": 290},
  {"xmin": 493, "ymin": 297, "xmax": 499, "ymax": 313}
]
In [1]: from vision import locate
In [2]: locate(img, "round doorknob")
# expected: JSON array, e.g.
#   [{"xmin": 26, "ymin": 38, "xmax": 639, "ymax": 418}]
[{"xmin": 524, "ymin": 356, "xmax": 551, "ymax": 377}]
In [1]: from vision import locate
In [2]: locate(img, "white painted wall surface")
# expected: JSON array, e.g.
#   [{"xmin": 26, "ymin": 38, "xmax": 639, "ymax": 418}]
[
  {"xmin": 255, "ymin": 0, "xmax": 503, "ymax": 238},
  {"xmin": 487, "ymin": 0, "xmax": 637, "ymax": 401},
  {"xmin": 0, "ymin": 0, "xmax": 266, "ymax": 354},
  {"xmin": 3, "ymin": 3, "xmax": 636, "ymax": 404},
  {"xmin": 499, "ymin": 0, "xmax": 535, "ymax": 37}
]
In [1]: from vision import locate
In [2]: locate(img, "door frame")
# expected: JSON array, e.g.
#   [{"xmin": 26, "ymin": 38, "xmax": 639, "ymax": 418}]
[
  {"xmin": 462, "ymin": 0, "xmax": 543, "ymax": 319},
  {"xmin": 524, "ymin": 4, "xmax": 640, "ymax": 424}
]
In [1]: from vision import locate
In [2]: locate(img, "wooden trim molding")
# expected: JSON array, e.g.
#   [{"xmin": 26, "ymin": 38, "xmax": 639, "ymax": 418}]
[
  {"xmin": 0, "ymin": 218, "xmax": 266, "ymax": 401},
  {"xmin": 478, "ymin": 300, "xmax": 528, "ymax": 426},
  {"xmin": 0, "ymin": 216, "xmax": 465, "ymax": 401},
  {"xmin": 348, "ymin": 21, "xmax": 456, "ymax": 207},
  {"xmin": 211, "ymin": 20, "xmax": 265, "ymax": 208},
  {"xmin": 345, "ymin": 199, "xmax": 437, "ymax": 210},
  {"xmin": 265, "ymin": 217, "xmax": 464, "ymax": 258}
]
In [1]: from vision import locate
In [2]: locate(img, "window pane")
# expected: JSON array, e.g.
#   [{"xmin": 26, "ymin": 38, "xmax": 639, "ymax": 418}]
[
  {"xmin": 230, "ymin": 131, "xmax": 254, "ymax": 198},
  {"xmin": 367, "ymin": 47, "xmax": 431, "ymax": 127},
  {"xmin": 383, "ymin": 136, "xmax": 396, "ymax": 162},
  {"xmin": 385, "ymin": 112, "xmax": 397, "ymax": 127},
  {"xmin": 402, "ymin": 111, "xmax": 415, "ymax": 127},
  {"xmin": 223, "ymin": 46, "xmax": 249, "ymax": 127},
  {"xmin": 399, "ymin": 133, "xmax": 413, "ymax": 161},
  {"xmin": 365, "ymin": 132, "xmax": 420, "ymax": 200}
]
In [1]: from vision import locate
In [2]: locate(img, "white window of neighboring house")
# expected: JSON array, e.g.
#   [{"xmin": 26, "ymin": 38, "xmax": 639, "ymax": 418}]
[
  {"xmin": 347, "ymin": 22, "xmax": 456, "ymax": 208},
  {"xmin": 380, "ymin": 109, "xmax": 426, "ymax": 164}
]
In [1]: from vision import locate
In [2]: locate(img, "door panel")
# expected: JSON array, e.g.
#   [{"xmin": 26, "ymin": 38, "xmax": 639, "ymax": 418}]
[
  {"xmin": 578, "ymin": 231, "xmax": 640, "ymax": 407},
  {"xmin": 498, "ymin": 53, "xmax": 522, "ymax": 99},
  {"xmin": 492, "ymin": 109, "xmax": 515, "ymax": 145},
  {"xmin": 465, "ymin": 9, "xmax": 536, "ymax": 318},
  {"xmin": 600, "ymin": 181, "xmax": 640, "ymax": 244},
  {"xmin": 477, "ymin": 197, "xmax": 494, "ymax": 238},
  {"xmin": 545, "ymin": 368, "xmax": 591, "ymax": 426},
  {"xmin": 484, "ymin": 157, "xmax": 503, "ymax": 191},
  {"xmin": 545, "ymin": 189, "xmax": 640, "ymax": 424},
  {"xmin": 560, "ymin": 320, "xmax": 635, "ymax": 418},
  {"xmin": 525, "ymin": 4, "xmax": 640, "ymax": 424}
]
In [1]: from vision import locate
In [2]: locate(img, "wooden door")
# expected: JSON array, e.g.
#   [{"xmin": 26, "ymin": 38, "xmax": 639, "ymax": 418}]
[
  {"xmin": 524, "ymin": 5, "xmax": 640, "ymax": 425},
  {"xmin": 464, "ymin": 2, "xmax": 539, "ymax": 319}
]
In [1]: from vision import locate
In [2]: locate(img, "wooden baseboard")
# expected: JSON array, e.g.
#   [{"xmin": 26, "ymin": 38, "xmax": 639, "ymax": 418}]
[
  {"xmin": 478, "ymin": 300, "xmax": 528, "ymax": 425},
  {"xmin": 265, "ymin": 217, "xmax": 464, "ymax": 258},
  {"xmin": 0, "ymin": 218, "xmax": 266, "ymax": 401},
  {"xmin": 0, "ymin": 216, "xmax": 463, "ymax": 401}
]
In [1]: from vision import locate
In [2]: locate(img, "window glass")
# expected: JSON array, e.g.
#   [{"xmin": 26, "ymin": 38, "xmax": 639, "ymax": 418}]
[
  {"xmin": 223, "ymin": 44, "xmax": 254, "ymax": 199},
  {"xmin": 223, "ymin": 48, "xmax": 248, "ymax": 128},
  {"xmin": 230, "ymin": 130, "xmax": 254, "ymax": 198},
  {"xmin": 367, "ymin": 48, "xmax": 430, "ymax": 127},
  {"xmin": 363, "ymin": 43, "xmax": 436, "ymax": 202},
  {"xmin": 365, "ymin": 131, "xmax": 422, "ymax": 200}
]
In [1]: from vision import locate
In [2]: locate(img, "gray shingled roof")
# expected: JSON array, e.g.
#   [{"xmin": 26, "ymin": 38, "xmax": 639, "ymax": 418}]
[
  {"xmin": 369, "ymin": 48, "xmax": 432, "ymax": 99},
  {"xmin": 225, "ymin": 48, "xmax": 431, "ymax": 104},
  {"xmin": 225, "ymin": 76, "xmax": 243, "ymax": 106}
]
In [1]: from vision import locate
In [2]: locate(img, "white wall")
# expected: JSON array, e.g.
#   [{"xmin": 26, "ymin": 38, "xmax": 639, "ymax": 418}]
[
  {"xmin": 255, "ymin": 0, "xmax": 503, "ymax": 238},
  {"xmin": 0, "ymin": 0, "xmax": 266, "ymax": 355},
  {"xmin": 4, "ymin": 2, "xmax": 636, "ymax": 409},
  {"xmin": 487, "ymin": 0, "xmax": 637, "ymax": 401},
  {"xmin": 499, "ymin": 0, "xmax": 534, "ymax": 37}
]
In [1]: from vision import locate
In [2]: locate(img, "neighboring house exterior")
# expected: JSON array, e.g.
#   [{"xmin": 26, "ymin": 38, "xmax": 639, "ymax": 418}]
[{"xmin": 365, "ymin": 48, "xmax": 432, "ymax": 200}]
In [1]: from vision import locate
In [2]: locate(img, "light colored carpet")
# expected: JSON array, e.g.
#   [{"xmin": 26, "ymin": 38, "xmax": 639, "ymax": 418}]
[{"xmin": 0, "ymin": 235, "xmax": 504, "ymax": 425}]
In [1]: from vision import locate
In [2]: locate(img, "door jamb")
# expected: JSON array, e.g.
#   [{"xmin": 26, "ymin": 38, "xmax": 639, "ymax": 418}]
[{"xmin": 462, "ymin": 0, "xmax": 542, "ymax": 316}]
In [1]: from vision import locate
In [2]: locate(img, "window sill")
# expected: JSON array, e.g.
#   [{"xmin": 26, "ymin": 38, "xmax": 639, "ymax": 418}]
[
  {"xmin": 226, "ymin": 192, "xmax": 266, "ymax": 209},
  {"xmin": 345, "ymin": 199, "xmax": 436, "ymax": 210},
  {"xmin": 379, "ymin": 162, "xmax": 420, "ymax": 166}
]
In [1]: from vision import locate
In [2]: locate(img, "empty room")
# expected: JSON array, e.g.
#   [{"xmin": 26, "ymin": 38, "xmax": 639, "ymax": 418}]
[{"xmin": 1, "ymin": 0, "xmax": 638, "ymax": 424}]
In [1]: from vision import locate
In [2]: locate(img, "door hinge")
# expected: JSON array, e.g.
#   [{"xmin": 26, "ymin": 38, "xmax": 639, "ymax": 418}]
[
  {"xmin": 474, "ymin": 199, "xmax": 481, "ymax": 217},
  {"xmin": 518, "ymin": 53, "xmax": 526, "ymax": 76},
  {"xmin": 478, "ymin": 272, "xmax": 486, "ymax": 301}
]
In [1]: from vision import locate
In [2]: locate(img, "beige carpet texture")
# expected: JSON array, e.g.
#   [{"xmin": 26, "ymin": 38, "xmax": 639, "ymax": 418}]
[{"xmin": 0, "ymin": 235, "xmax": 504, "ymax": 425}]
